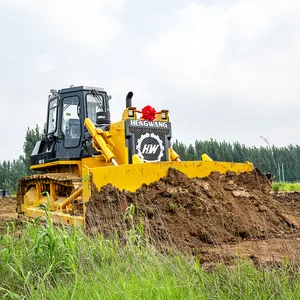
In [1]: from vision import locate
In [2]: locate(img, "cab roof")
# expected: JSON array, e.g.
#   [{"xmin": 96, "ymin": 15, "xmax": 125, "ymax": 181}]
[{"xmin": 60, "ymin": 86, "xmax": 105, "ymax": 93}]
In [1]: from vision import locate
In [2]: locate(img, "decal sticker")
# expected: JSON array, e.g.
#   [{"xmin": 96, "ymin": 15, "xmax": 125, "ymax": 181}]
[
  {"xmin": 136, "ymin": 133, "xmax": 164, "ymax": 162},
  {"xmin": 130, "ymin": 120, "xmax": 168, "ymax": 128}
]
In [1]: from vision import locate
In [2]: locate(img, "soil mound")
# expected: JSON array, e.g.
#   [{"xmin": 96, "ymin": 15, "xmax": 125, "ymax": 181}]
[
  {"xmin": 0, "ymin": 197, "xmax": 16, "ymax": 225},
  {"xmin": 86, "ymin": 169, "xmax": 300, "ymax": 255}
]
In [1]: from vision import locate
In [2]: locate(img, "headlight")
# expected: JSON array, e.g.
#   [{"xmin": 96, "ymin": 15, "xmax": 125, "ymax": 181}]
[{"xmin": 128, "ymin": 109, "xmax": 134, "ymax": 117}]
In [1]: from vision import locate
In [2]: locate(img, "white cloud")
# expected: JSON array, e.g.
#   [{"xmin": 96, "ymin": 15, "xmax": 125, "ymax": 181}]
[
  {"xmin": 35, "ymin": 54, "xmax": 57, "ymax": 73},
  {"xmin": 1, "ymin": 0, "xmax": 300, "ymax": 161},
  {"xmin": 1, "ymin": 0, "xmax": 125, "ymax": 48},
  {"xmin": 144, "ymin": 3, "xmax": 229, "ymax": 88},
  {"xmin": 141, "ymin": 0, "xmax": 300, "ymax": 146},
  {"xmin": 143, "ymin": 1, "xmax": 300, "ymax": 97}
]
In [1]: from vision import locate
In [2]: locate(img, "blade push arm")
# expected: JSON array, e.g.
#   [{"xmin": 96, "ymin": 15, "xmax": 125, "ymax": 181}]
[{"xmin": 84, "ymin": 118, "xmax": 118, "ymax": 166}]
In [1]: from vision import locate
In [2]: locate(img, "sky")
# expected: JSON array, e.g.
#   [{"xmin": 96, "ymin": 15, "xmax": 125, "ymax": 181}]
[{"xmin": 0, "ymin": 0, "xmax": 299, "ymax": 161}]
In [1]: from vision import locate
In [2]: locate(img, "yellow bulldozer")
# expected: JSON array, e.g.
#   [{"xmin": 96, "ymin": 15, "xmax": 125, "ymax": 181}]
[{"xmin": 16, "ymin": 85, "xmax": 254, "ymax": 225}]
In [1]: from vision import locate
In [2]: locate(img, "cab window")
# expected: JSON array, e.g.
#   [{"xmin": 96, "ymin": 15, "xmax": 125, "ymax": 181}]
[
  {"xmin": 61, "ymin": 96, "xmax": 81, "ymax": 148},
  {"xmin": 86, "ymin": 93, "xmax": 106, "ymax": 124},
  {"xmin": 47, "ymin": 98, "xmax": 58, "ymax": 134}
]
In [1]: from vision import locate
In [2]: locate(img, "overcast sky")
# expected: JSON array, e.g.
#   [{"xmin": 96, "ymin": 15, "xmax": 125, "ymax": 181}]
[{"xmin": 0, "ymin": 0, "xmax": 299, "ymax": 161}]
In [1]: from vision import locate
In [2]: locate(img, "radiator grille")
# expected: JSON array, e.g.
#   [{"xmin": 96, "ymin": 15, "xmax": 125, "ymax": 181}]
[{"xmin": 127, "ymin": 125, "xmax": 170, "ymax": 162}]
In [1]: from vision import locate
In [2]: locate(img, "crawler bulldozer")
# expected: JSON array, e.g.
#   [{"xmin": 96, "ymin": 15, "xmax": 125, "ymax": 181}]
[{"xmin": 17, "ymin": 85, "xmax": 254, "ymax": 225}]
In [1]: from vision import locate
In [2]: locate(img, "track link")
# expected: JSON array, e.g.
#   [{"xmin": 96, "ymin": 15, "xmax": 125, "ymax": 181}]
[{"xmin": 17, "ymin": 173, "xmax": 83, "ymax": 217}]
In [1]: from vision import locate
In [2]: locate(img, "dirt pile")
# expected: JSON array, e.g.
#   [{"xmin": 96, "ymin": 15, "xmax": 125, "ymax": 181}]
[
  {"xmin": 2, "ymin": 176, "xmax": 300, "ymax": 264},
  {"xmin": 0, "ymin": 197, "xmax": 16, "ymax": 225},
  {"xmin": 86, "ymin": 169, "xmax": 300, "ymax": 255}
]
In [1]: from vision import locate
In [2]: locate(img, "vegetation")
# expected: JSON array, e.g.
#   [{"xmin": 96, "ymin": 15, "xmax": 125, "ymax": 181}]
[
  {"xmin": 2, "ymin": 125, "xmax": 300, "ymax": 192},
  {"xmin": 1, "ymin": 217, "xmax": 300, "ymax": 299},
  {"xmin": 1, "ymin": 131, "xmax": 300, "ymax": 298},
  {"xmin": 22, "ymin": 125, "xmax": 43, "ymax": 173},
  {"xmin": 173, "ymin": 139, "xmax": 300, "ymax": 182},
  {"xmin": 273, "ymin": 181, "xmax": 300, "ymax": 191},
  {"xmin": 0, "ymin": 125, "xmax": 42, "ymax": 193},
  {"xmin": 0, "ymin": 159, "xmax": 27, "ymax": 193}
]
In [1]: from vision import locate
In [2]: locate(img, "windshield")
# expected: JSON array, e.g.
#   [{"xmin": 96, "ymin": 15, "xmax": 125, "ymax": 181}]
[{"xmin": 86, "ymin": 92, "xmax": 107, "ymax": 124}]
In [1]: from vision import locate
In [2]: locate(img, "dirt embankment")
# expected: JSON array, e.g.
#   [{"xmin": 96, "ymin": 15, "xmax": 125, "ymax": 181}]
[
  {"xmin": 0, "ymin": 197, "xmax": 16, "ymax": 226},
  {"xmin": 3, "ymin": 170, "xmax": 300, "ymax": 265},
  {"xmin": 86, "ymin": 169, "xmax": 300, "ymax": 264}
]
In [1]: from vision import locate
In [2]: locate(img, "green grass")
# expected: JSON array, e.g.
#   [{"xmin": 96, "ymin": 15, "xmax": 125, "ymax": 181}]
[
  {"xmin": 272, "ymin": 181, "xmax": 300, "ymax": 191},
  {"xmin": 1, "ymin": 214, "xmax": 300, "ymax": 299}
]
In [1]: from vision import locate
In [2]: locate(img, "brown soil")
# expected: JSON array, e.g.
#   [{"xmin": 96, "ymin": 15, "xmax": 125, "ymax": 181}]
[
  {"xmin": 3, "ymin": 170, "xmax": 300, "ymax": 265},
  {"xmin": 0, "ymin": 197, "xmax": 16, "ymax": 226},
  {"xmin": 199, "ymin": 234, "xmax": 300, "ymax": 267},
  {"xmin": 86, "ymin": 168, "xmax": 300, "ymax": 265}
]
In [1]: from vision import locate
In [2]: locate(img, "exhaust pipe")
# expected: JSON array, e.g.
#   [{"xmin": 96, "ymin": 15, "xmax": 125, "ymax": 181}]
[{"xmin": 126, "ymin": 91, "xmax": 133, "ymax": 108}]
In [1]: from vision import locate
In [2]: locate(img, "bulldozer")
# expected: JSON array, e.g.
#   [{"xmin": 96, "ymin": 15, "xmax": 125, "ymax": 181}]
[{"xmin": 17, "ymin": 85, "xmax": 254, "ymax": 226}]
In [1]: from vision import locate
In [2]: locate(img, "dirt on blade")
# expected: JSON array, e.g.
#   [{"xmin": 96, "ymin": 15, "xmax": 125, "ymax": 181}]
[{"xmin": 86, "ymin": 168, "xmax": 300, "ymax": 265}]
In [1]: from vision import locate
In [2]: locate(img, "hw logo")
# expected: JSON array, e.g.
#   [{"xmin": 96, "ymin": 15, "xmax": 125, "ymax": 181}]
[
  {"xmin": 142, "ymin": 144, "xmax": 159, "ymax": 155},
  {"xmin": 136, "ymin": 133, "xmax": 164, "ymax": 162}
]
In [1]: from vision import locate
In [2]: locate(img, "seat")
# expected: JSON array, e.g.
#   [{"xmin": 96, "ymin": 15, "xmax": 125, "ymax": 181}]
[{"xmin": 65, "ymin": 119, "xmax": 81, "ymax": 148}]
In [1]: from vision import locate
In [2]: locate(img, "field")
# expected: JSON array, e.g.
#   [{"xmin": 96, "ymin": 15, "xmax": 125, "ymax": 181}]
[
  {"xmin": 1, "ymin": 218, "xmax": 300, "ymax": 299},
  {"xmin": 2, "ymin": 170, "xmax": 300, "ymax": 298},
  {"xmin": 273, "ymin": 181, "xmax": 300, "ymax": 191}
]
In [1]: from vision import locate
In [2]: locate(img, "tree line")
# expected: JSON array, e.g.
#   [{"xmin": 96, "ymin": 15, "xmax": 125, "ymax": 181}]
[
  {"xmin": 173, "ymin": 139, "xmax": 300, "ymax": 182},
  {"xmin": 1, "ymin": 127, "xmax": 300, "ymax": 193},
  {"xmin": 0, "ymin": 125, "xmax": 42, "ymax": 193}
]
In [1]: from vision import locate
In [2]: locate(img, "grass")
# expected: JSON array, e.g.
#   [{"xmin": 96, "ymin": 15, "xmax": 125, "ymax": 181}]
[
  {"xmin": 272, "ymin": 181, "xmax": 300, "ymax": 192},
  {"xmin": 1, "ymin": 212, "xmax": 300, "ymax": 300}
]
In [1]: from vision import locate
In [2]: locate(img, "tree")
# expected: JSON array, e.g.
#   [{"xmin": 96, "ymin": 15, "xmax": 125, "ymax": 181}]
[
  {"xmin": 22, "ymin": 125, "xmax": 42, "ymax": 172},
  {"xmin": 173, "ymin": 140, "xmax": 187, "ymax": 160},
  {"xmin": 0, "ymin": 125, "xmax": 42, "ymax": 193}
]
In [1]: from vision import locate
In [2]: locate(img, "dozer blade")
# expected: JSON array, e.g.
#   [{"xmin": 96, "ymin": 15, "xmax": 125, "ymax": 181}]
[{"xmin": 88, "ymin": 161, "xmax": 254, "ymax": 192}]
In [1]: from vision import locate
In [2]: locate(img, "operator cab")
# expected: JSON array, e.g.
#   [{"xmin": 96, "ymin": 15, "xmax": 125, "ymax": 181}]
[{"xmin": 31, "ymin": 86, "xmax": 111, "ymax": 165}]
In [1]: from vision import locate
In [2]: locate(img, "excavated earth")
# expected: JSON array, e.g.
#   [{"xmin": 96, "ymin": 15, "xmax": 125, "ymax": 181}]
[
  {"xmin": 86, "ymin": 169, "xmax": 300, "ymax": 266},
  {"xmin": 2, "ymin": 170, "xmax": 300, "ymax": 266},
  {"xmin": 0, "ymin": 197, "xmax": 16, "ymax": 227}
]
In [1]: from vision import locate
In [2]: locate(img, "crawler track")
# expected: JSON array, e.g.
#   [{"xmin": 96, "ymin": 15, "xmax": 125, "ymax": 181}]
[{"xmin": 17, "ymin": 173, "xmax": 83, "ymax": 218}]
